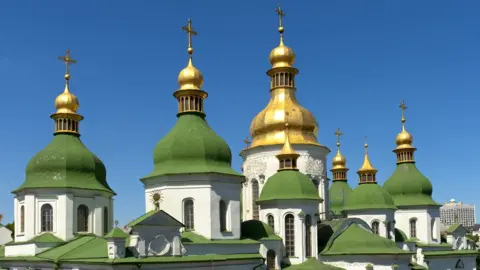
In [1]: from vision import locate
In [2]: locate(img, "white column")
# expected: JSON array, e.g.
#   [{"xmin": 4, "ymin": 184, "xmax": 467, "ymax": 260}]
[
  {"xmin": 93, "ymin": 196, "xmax": 105, "ymax": 236},
  {"xmin": 24, "ymin": 194, "xmax": 35, "ymax": 240}
]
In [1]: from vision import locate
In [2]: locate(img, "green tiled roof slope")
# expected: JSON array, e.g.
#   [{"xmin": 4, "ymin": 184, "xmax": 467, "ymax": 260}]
[
  {"xmin": 343, "ymin": 183, "xmax": 396, "ymax": 211},
  {"xmin": 14, "ymin": 134, "xmax": 114, "ymax": 194},
  {"xmin": 383, "ymin": 163, "xmax": 438, "ymax": 207},
  {"xmin": 105, "ymin": 228, "xmax": 128, "ymax": 239},
  {"xmin": 7, "ymin": 233, "xmax": 64, "ymax": 246},
  {"xmin": 321, "ymin": 223, "xmax": 413, "ymax": 255},
  {"xmin": 329, "ymin": 180, "xmax": 352, "ymax": 215},
  {"xmin": 257, "ymin": 170, "xmax": 322, "ymax": 203},
  {"xmin": 143, "ymin": 113, "xmax": 241, "ymax": 179},
  {"xmin": 241, "ymin": 220, "xmax": 281, "ymax": 241},
  {"xmin": 285, "ymin": 258, "xmax": 345, "ymax": 269}
]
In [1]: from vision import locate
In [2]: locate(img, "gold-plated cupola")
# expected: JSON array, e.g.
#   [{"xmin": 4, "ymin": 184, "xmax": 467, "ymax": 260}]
[
  {"xmin": 357, "ymin": 138, "xmax": 378, "ymax": 184},
  {"xmin": 276, "ymin": 112, "xmax": 300, "ymax": 171},
  {"xmin": 51, "ymin": 50, "xmax": 84, "ymax": 135},
  {"xmin": 331, "ymin": 128, "xmax": 349, "ymax": 181},
  {"xmin": 174, "ymin": 19, "xmax": 208, "ymax": 115},
  {"xmin": 394, "ymin": 100, "xmax": 416, "ymax": 163},
  {"xmin": 249, "ymin": 5, "xmax": 320, "ymax": 149}
]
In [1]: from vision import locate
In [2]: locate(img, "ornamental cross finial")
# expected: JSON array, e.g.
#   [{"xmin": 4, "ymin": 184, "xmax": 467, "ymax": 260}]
[
  {"xmin": 114, "ymin": 220, "xmax": 119, "ymax": 228},
  {"xmin": 334, "ymin": 128, "xmax": 343, "ymax": 148},
  {"xmin": 58, "ymin": 49, "xmax": 77, "ymax": 80},
  {"xmin": 244, "ymin": 136, "xmax": 251, "ymax": 148},
  {"xmin": 274, "ymin": 4, "xmax": 286, "ymax": 41},
  {"xmin": 182, "ymin": 19, "xmax": 197, "ymax": 56},
  {"xmin": 399, "ymin": 100, "xmax": 407, "ymax": 127}
]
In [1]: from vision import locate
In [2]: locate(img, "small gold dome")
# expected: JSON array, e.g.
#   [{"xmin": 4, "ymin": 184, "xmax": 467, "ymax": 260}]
[
  {"xmin": 358, "ymin": 143, "xmax": 377, "ymax": 174},
  {"xmin": 332, "ymin": 150, "xmax": 347, "ymax": 169},
  {"xmin": 55, "ymin": 84, "xmax": 79, "ymax": 114},
  {"xmin": 269, "ymin": 41, "xmax": 296, "ymax": 69},
  {"xmin": 178, "ymin": 57, "xmax": 204, "ymax": 91},
  {"xmin": 395, "ymin": 129, "xmax": 413, "ymax": 149}
]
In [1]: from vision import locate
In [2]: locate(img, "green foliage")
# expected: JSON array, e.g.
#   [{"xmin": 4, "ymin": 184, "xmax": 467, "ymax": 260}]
[
  {"xmin": 391, "ymin": 264, "xmax": 399, "ymax": 269},
  {"xmin": 5, "ymin": 221, "xmax": 14, "ymax": 238},
  {"xmin": 366, "ymin": 264, "xmax": 373, "ymax": 270}
]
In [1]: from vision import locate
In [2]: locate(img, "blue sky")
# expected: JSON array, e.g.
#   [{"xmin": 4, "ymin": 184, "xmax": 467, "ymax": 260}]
[{"xmin": 0, "ymin": 1, "xmax": 479, "ymax": 226}]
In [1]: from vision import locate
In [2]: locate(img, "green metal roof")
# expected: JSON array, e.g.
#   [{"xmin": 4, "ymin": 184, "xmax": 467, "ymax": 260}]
[
  {"xmin": 329, "ymin": 180, "xmax": 352, "ymax": 215},
  {"xmin": 142, "ymin": 113, "xmax": 241, "ymax": 179},
  {"xmin": 14, "ymin": 134, "xmax": 115, "ymax": 194},
  {"xmin": 241, "ymin": 220, "xmax": 281, "ymax": 241},
  {"xmin": 343, "ymin": 183, "xmax": 396, "ymax": 211},
  {"xmin": 383, "ymin": 163, "xmax": 438, "ymax": 207},
  {"xmin": 257, "ymin": 170, "xmax": 322, "ymax": 203}
]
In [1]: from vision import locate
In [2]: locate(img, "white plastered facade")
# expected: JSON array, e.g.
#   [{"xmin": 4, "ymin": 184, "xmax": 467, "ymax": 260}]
[{"xmin": 241, "ymin": 144, "xmax": 330, "ymax": 221}]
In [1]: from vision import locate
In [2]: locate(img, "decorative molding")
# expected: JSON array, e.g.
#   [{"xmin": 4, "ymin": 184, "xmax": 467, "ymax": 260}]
[
  {"xmin": 305, "ymin": 155, "xmax": 324, "ymax": 178},
  {"xmin": 243, "ymin": 157, "xmax": 268, "ymax": 180}
]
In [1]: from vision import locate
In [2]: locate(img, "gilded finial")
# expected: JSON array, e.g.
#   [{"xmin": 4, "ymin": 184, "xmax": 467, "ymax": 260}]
[
  {"xmin": 394, "ymin": 100, "xmax": 416, "ymax": 162},
  {"xmin": 182, "ymin": 19, "xmax": 197, "ymax": 59},
  {"xmin": 331, "ymin": 128, "xmax": 348, "ymax": 179},
  {"xmin": 177, "ymin": 19, "xmax": 204, "ymax": 92},
  {"xmin": 244, "ymin": 136, "xmax": 251, "ymax": 148},
  {"xmin": 58, "ymin": 49, "xmax": 77, "ymax": 81},
  {"xmin": 276, "ymin": 109, "xmax": 299, "ymax": 170},
  {"xmin": 358, "ymin": 136, "xmax": 377, "ymax": 183},
  {"xmin": 399, "ymin": 100, "xmax": 407, "ymax": 130},
  {"xmin": 274, "ymin": 4, "xmax": 286, "ymax": 43}
]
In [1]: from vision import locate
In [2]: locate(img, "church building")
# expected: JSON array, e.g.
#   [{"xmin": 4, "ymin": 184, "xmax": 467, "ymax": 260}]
[{"xmin": 0, "ymin": 5, "xmax": 477, "ymax": 270}]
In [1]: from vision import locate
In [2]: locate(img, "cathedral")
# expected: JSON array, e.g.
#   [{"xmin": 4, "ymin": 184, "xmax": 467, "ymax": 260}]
[{"xmin": 0, "ymin": 5, "xmax": 478, "ymax": 270}]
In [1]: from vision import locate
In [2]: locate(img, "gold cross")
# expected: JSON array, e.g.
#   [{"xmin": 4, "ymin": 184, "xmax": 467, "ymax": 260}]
[
  {"xmin": 274, "ymin": 4, "xmax": 286, "ymax": 28},
  {"xmin": 334, "ymin": 128, "xmax": 343, "ymax": 148},
  {"xmin": 399, "ymin": 100, "xmax": 407, "ymax": 124},
  {"xmin": 244, "ymin": 136, "xmax": 251, "ymax": 147},
  {"xmin": 182, "ymin": 19, "xmax": 197, "ymax": 54},
  {"xmin": 58, "ymin": 49, "xmax": 77, "ymax": 77}
]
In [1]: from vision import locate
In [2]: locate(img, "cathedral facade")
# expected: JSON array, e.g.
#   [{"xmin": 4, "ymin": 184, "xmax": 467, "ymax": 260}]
[{"xmin": 0, "ymin": 6, "xmax": 478, "ymax": 270}]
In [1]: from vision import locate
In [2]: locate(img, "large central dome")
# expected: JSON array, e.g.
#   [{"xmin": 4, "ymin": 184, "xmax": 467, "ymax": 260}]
[{"xmin": 249, "ymin": 91, "xmax": 320, "ymax": 147}]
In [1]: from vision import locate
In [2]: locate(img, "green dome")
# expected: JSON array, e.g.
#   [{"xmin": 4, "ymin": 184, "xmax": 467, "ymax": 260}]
[
  {"xmin": 383, "ymin": 163, "xmax": 438, "ymax": 207},
  {"xmin": 329, "ymin": 181, "xmax": 353, "ymax": 216},
  {"xmin": 343, "ymin": 183, "xmax": 396, "ymax": 211},
  {"xmin": 15, "ymin": 134, "xmax": 114, "ymax": 194},
  {"xmin": 257, "ymin": 170, "xmax": 322, "ymax": 203},
  {"xmin": 143, "ymin": 113, "xmax": 240, "ymax": 179},
  {"xmin": 241, "ymin": 220, "xmax": 280, "ymax": 240}
]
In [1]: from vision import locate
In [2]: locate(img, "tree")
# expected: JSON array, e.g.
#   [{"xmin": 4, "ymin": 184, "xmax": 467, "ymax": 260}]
[{"xmin": 5, "ymin": 222, "xmax": 14, "ymax": 238}]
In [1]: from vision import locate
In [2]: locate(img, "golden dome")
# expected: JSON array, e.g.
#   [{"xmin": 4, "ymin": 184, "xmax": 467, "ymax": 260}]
[
  {"xmin": 250, "ymin": 99, "xmax": 320, "ymax": 148},
  {"xmin": 357, "ymin": 143, "xmax": 377, "ymax": 174},
  {"xmin": 395, "ymin": 129, "xmax": 413, "ymax": 149},
  {"xmin": 269, "ymin": 40, "xmax": 296, "ymax": 69},
  {"xmin": 332, "ymin": 150, "xmax": 347, "ymax": 169},
  {"xmin": 55, "ymin": 76, "xmax": 79, "ymax": 114},
  {"xmin": 178, "ymin": 57, "xmax": 204, "ymax": 91}
]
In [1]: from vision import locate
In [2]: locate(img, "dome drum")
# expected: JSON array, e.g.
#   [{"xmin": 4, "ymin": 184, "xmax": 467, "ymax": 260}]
[{"xmin": 173, "ymin": 89, "xmax": 208, "ymax": 114}]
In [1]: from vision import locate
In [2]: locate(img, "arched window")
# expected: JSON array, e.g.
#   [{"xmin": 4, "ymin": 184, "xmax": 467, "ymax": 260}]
[
  {"xmin": 266, "ymin": 249, "xmax": 276, "ymax": 270},
  {"xmin": 371, "ymin": 221, "xmax": 380, "ymax": 235},
  {"xmin": 285, "ymin": 214, "xmax": 295, "ymax": 257},
  {"xmin": 267, "ymin": 214, "xmax": 275, "ymax": 231},
  {"xmin": 431, "ymin": 218, "xmax": 437, "ymax": 241},
  {"xmin": 305, "ymin": 214, "xmax": 312, "ymax": 257},
  {"xmin": 41, "ymin": 204, "xmax": 53, "ymax": 232},
  {"xmin": 219, "ymin": 200, "xmax": 227, "ymax": 232},
  {"xmin": 184, "ymin": 199, "xmax": 194, "ymax": 230},
  {"xmin": 410, "ymin": 218, "xmax": 417, "ymax": 238},
  {"xmin": 103, "ymin": 207, "xmax": 109, "ymax": 235},
  {"xmin": 251, "ymin": 180, "xmax": 259, "ymax": 220},
  {"xmin": 77, "ymin": 205, "xmax": 89, "ymax": 232},
  {"xmin": 20, "ymin": 205, "xmax": 25, "ymax": 233}
]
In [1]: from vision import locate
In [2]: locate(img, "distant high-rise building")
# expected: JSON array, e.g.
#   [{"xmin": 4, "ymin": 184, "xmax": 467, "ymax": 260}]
[{"xmin": 440, "ymin": 199, "xmax": 476, "ymax": 227}]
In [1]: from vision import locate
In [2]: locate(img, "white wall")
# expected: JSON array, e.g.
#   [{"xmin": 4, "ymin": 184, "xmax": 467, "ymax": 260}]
[
  {"xmin": 395, "ymin": 206, "xmax": 440, "ymax": 244},
  {"xmin": 0, "ymin": 226, "xmax": 13, "ymax": 245},
  {"xmin": 260, "ymin": 200, "xmax": 318, "ymax": 265},
  {"xmin": 13, "ymin": 188, "xmax": 113, "ymax": 243},
  {"xmin": 320, "ymin": 254, "xmax": 412, "ymax": 270},
  {"xmin": 241, "ymin": 144, "xmax": 330, "ymax": 221},
  {"xmin": 347, "ymin": 209, "xmax": 395, "ymax": 240},
  {"xmin": 144, "ymin": 174, "xmax": 243, "ymax": 240},
  {"xmin": 426, "ymin": 255, "xmax": 477, "ymax": 270}
]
